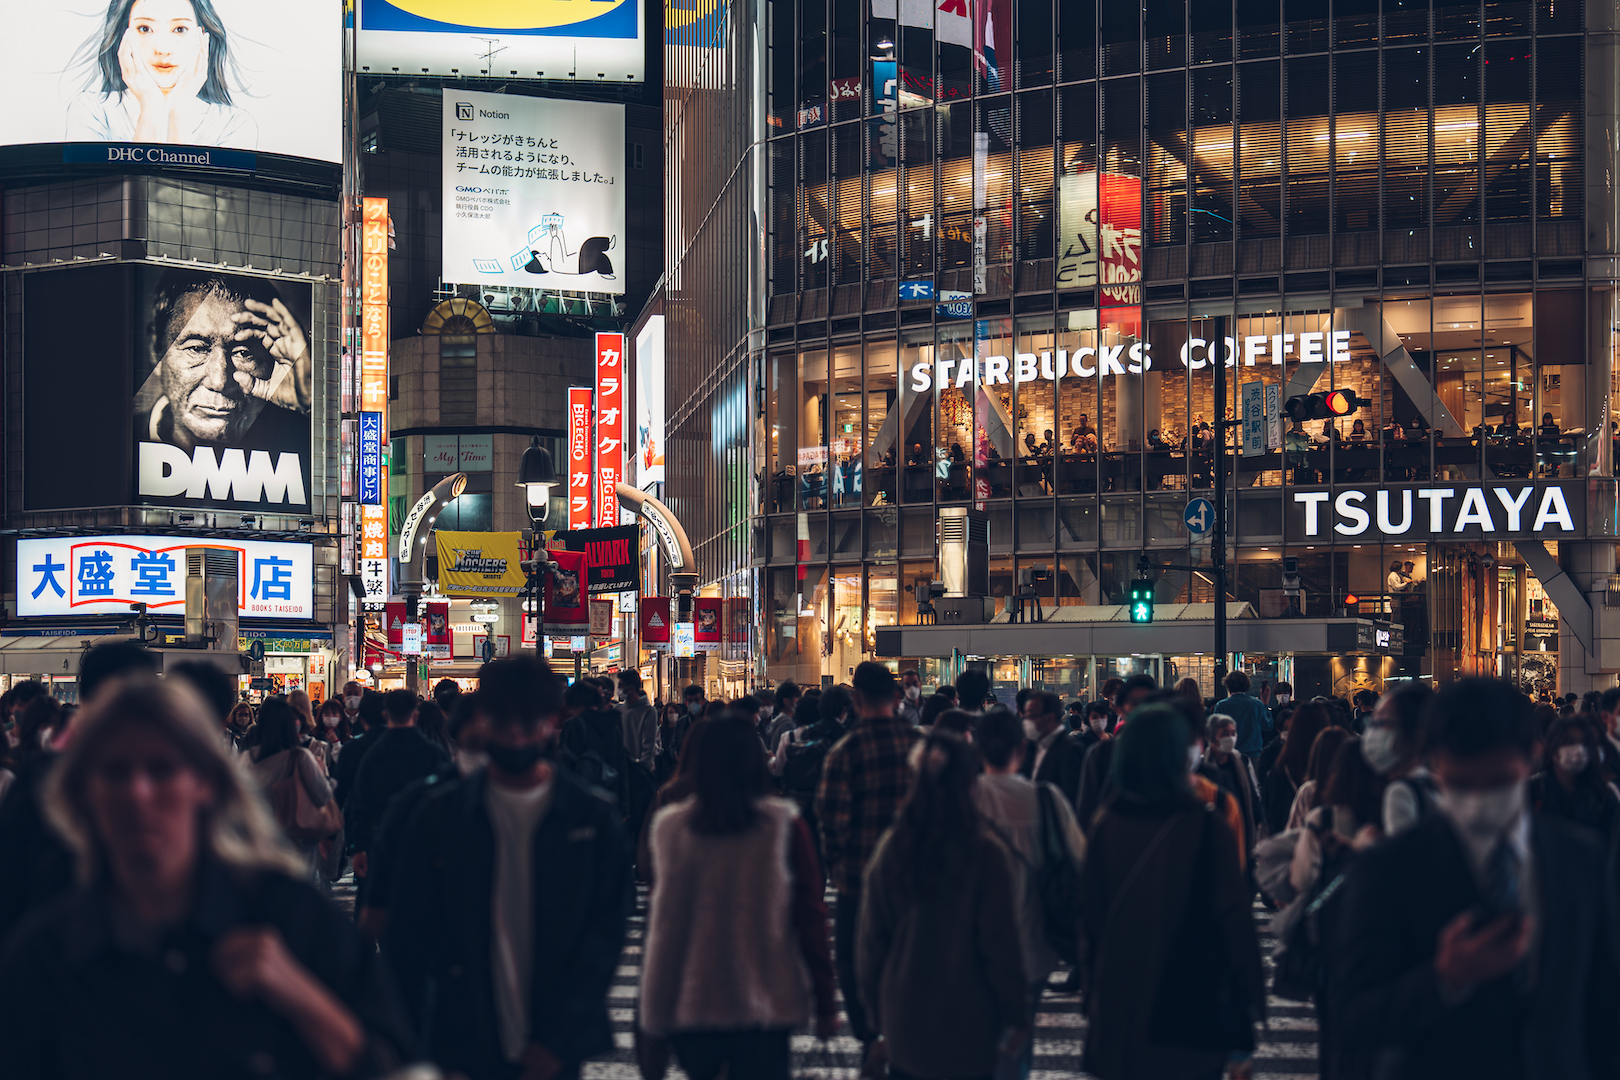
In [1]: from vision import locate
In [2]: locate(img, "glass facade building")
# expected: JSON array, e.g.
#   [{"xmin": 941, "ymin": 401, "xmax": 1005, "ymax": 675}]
[{"xmin": 667, "ymin": 0, "xmax": 1620, "ymax": 698}]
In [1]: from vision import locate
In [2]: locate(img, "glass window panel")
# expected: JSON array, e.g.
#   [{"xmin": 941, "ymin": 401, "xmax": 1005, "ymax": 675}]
[
  {"xmin": 1015, "ymin": 315, "xmax": 1059, "ymax": 496},
  {"xmin": 900, "ymin": 328, "xmax": 936, "ymax": 502},
  {"xmin": 830, "ymin": 0, "xmax": 862, "ymax": 121},
  {"xmin": 1433, "ymin": 45, "xmax": 1480, "ymax": 228},
  {"xmin": 1484, "ymin": 0, "xmax": 1530, "ymax": 36},
  {"xmin": 770, "ymin": 138, "xmax": 798, "ymax": 293},
  {"xmin": 939, "ymin": 102, "xmax": 975, "ymax": 271},
  {"xmin": 980, "ymin": 97, "xmax": 1014, "ymax": 270},
  {"xmin": 829, "ymin": 346, "xmax": 863, "ymax": 508},
  {"xmin": 1435, "ymin": 0, "xmax": 1482, "ymax": 40},
  {"xmin": 1384, "ymin": 0, "xmax": 1430, "ymax": 45},
  {"xmin": 1333, "ymin": 0, "xmax": 1379, "ymax": 51},
  {"xmin": 901, "ymin": 110, "xmax": 935, "ymax": 277},
  {"xmin": 1285, "ymin": 55, "xmax": 1330, "ymax": 235},
  {"xmin": 1148, "ymin": 71, "xmax": 1188, "ymax": 246},
  {"xmin": 1191, "ymin": 66, "xmax": 1235, "ymax": 243},
  {"xmin": 1058, "ymin": 0, "xmax": 1096, "ymax": 81},
  {"xmin": 1191, "ymin": 0, "xmax": 1233, "ymax": 61},
  {"xmin": 1102, "ymin": 0, "xmax": 1140, "ymax": 76},
  {"xmin": 801, "ymin": 128, "xmax": 830, "ymax": 288},
  {"xmin": 800, "ymin": 0, "xmax": 827, "ymax": 110},
  {"xmin": 1238, "ymin": 60, "xmax": 1282, "ymax": 238},
  {"xmin": 1057, "ymin": 311, "xmax": 1101, "ymax": 494},
  {"xmin": 1018, "ymin": 0, "xmax": 1055, "ymax": 87},
  {"xmin": 768, "ymin": 351, "xmax": 797, "ymax": 511},
  {"xmin": 1535, "ymin": 38, "xmax": 1581, "ymax": 220},
  {"xmin": 1536, "ymin": 0, "xmax": 1580, "ymax": 35},
  {"xmin": 799, "ymin": 349, "xmax": 830, "ymax": 509},
  {"xmin": 865, "ymin": 342, "xmax": 900, "ymax": 506},
  {"xmin": 1285, "ymin": 0, "xmax": 1329, "ymax": 52},
  {"xmin": 1484, "ymin": 40, "xmax": 1531, "ymax": 221},
  {"xmin": 1384, "ymin": 48, "xmax": 1430, "ymax": 230},
  {"xmin": 1334, "ymin": 51, "xmax": 1379, "ymax": 233},
  {"xmin": 1146, "ymin": 0, "xmax": 1187, "ymax": 70},
  {"xmin": 936, "ymin": 320, "xmax": 976, "ymax": 500},
  {"xmin": 832, "ymin": 125, "xmax": 863, "ymax": 282},
  {"xmin": 1016, "ymin": 90, "xmax": 1056, "ymax": 262},
  {"xmin": 1237, "ymin": 0, "xmax": 1280, "ymax": 58}
]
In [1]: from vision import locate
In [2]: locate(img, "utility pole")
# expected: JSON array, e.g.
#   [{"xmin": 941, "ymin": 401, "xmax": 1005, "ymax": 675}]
[{"xmin": 1211, "ymin": 316, "xmax": 1231, "ymax": 686}]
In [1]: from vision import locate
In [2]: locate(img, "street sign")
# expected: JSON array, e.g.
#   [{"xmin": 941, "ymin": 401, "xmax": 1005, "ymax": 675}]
[
  {"xmin": 247, "ymin": 639, "xmax": 265, "ymax": 661},
  {"xmin": 899, "ymin": 280, "xmax": 935, "ymax": 300},
  {"xmin": 1184, "ymin": 497, "xmax": 1215, "ymax": 537},
  {"xmin": 1241, "ymin": 382, "xmax": 1265, "ymax": 457},
  {"xmin": 400, "ymin": 623, "xmax": 422, "ymax": 656}
]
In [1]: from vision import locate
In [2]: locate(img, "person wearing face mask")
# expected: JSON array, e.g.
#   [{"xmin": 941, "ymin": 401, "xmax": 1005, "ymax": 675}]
[
  {"xmin": 1201, "ymin": 713, "xmax": 1259, "ymax": 862},
  {"xmin": 1528, "ymin": 717, "xmax": 1620, "ymax": 845},
  {"xmin": 897, "ymin": 670, "xmax": 924, "ymax": 726},
  {"xmin": 763, "ymin": 680, "xmax": 803, "ymax": 751},
  {"xmin": 1213, "ymin": 670, "xmax": 1272, "ymax": 758},
  {"xmin": 339, "ymin": 680, "xmax": 364, "ymax": 728},
  {"xmin": 1074, "ymin": 700, "xmax": 1113, "ymax": 757},
  {"xmin": 1361, "ymin": 683, "xmax": 1439, "ymax": 837},
  {"xmin": 1181, "ymin": 706, "xmax": 1249, "ymax": 870},
  {"xmin": 1018, "ymin": 690, "xmax": 1085, "ymax": 809},
  {"xmin": 386, "ymin": 657, "xmax": 633, "ymax": 1080},
  {"xmin": 1268, "ymin": 680, "xmax": 1295, "ymax": 731},
  {"xmin": 1333, "ymin": 677, "xmax": 1620, "ymax": 1080},
  {"xmin": 332, "ymin": 689, "xmax": 385, "ymax": 810}
]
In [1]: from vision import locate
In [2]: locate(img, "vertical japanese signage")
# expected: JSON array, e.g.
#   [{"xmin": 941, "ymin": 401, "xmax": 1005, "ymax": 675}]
[
  {"xmin": 568, "ymin": 386, "xmax": 594, "ymax": 530},
  {"xmin": 358, "ymin": 412, "xmax": 383, "ymax": 504},
  {"xmin": 1242, "ymin": 382, "xmax": 1265, "ymax": 457},
  {"xmin": 360, "ymin": 197, "xmax": 390, "ymax": 607},
  {"xmin": 595, "ymin": 332, "xmax": 625, "ymax": 528}
]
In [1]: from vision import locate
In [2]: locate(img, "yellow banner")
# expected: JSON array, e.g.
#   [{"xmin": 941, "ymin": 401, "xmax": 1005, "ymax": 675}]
[{"xmin": 436, "ymin": 531, "xmax": 528, "ymax": 597}]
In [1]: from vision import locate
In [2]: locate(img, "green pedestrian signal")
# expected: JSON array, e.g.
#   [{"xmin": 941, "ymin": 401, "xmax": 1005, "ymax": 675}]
[{"xmin": 1129, "ymin": 579, "xmax": 1155, "ymax": 624}]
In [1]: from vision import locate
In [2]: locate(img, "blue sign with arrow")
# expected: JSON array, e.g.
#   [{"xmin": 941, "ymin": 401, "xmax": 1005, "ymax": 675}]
[
  {"xmin": 1184, "ymin": 497, "xmax": 1215, "ymax": 537},
  {"xmin": 899, "ymin": 280, "xmax": 935, "ymax": 300}
]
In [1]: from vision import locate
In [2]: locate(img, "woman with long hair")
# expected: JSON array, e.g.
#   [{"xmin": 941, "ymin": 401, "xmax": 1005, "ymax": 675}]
[
  {"xmin": 315, "ymin": 696, "xmax": 348, "ymax": 749},
  {"xmin": 640, "ymin": 715, "xmax": 836, "ymax": 1079},
  {"xmin": 0, "ymin": 677, "xmax": 407, "ymax": 1076},
  {"xmin": 67, "ymin": 0, "xmax": 258, "ymax": 147},
  {"xmin": 1263, "ymin": 701, "xmax": 1332, "ymax": 836},
  {"xmin": 1286, "ymin": 726, "xmax": 1353, "ymax": 831},
  {"xmin": 224, "ymin": 700, "xmax": 255, "ymax": 752},
  {"xmin": 1080, "ymin": 705, "xmax": 1264, "ymax": 1080},
  {"xmin": 286, "ymin": 690, "xmax": 330, "ymax": 774},
  {"xmin": 1530, "ymin": 716, "xmax": 1620, "ymax": 842},
  {"xmin": 415, "ymin": 701, "xmax": 452, "ymax": 756},
  {"xmin": 247, "ymin": 696, "xmax": 334, "ymax": 876},
  {"xmin": 1174, "ymin": 677, "xmax": 1202, "ymax": 714},
  {"xmin": 858, "ymin": 733, "xmax": 1030, "ymax": 1080}
]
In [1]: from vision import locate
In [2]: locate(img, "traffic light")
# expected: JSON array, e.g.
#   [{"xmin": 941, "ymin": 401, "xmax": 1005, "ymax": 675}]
[
  {"xmin": 1284, "ymin": 389, "xmax": 1368, "ymax": 423},
  {"xmin": 1128, "ymin": 577, "xmax": 1155, "ymax": 624}
]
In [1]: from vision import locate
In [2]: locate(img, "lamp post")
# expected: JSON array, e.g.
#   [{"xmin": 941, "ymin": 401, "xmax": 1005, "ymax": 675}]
[{"xmin": 517, "ymin": 436, "xmax": 560, "ymax": 656}]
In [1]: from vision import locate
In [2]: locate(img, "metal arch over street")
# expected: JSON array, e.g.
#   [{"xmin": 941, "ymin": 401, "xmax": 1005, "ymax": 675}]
[{"xmin": 614, "ymin": 482, "xmax": 694, "ymax": 573}]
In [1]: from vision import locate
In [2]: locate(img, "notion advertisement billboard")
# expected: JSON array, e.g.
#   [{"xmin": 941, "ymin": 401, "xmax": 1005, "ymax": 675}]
[
  {"xmin": 0, "ymin": 0, "xmax": 341, "ymax": 162},
  {"xmin": 134, "ymin": 267, "xmax": 313, "ymax": 512},
  {"xmin": 443, "ymin": 90, "xmax": 626, "ymax": 295},
  {"xmin": 634, "ymin": 316, "xmax": 665, "ymax": 487},
  {"xmin": 359, "ymin": 0, "xmax": 643, "ymax": 81},
  {"xmin": 18, "ymin": 535, "xmax": 313, "ymax": 619}
]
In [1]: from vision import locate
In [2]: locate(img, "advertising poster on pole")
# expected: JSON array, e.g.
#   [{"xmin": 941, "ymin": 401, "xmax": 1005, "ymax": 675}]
[
  {"xmin": 542, "ymin": 548, "xmax": 588, "ymax": 634},
  {"xmin": 693, "ymin": 597, "xmax": 723, "ymax": 652},
  {"xmin": 558, "ymin": 524, "xmax": 640, "ymax": 594},
  {"xmin": 639, "ymin": 597, "xmax": 671, "ymax": 644}
]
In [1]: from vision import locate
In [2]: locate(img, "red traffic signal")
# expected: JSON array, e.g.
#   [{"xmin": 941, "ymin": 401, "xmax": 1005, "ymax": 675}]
[{"xmin": 1285, "ymin": 389, "xmax": 1367, "ymax": 422}]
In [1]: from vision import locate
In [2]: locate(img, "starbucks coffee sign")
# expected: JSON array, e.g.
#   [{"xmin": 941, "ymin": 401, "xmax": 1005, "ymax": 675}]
[{"xmin": 1292, "ymin": 483, "xmax": 1581, "ymax": 540}]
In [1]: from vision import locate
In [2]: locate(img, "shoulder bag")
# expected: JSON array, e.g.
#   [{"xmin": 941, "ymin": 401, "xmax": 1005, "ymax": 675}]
[{"xmin": 270, "ymin": 748, "xmax": 343, "ymax": 842}]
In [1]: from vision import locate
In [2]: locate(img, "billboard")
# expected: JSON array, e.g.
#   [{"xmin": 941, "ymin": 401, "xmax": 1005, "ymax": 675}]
[
  {"xmin": 596, "ymin": 332, "xmax": 625, "ymax": 526},
  {"xmin": 558, "ymin": 525, "xmax": 640, "ymax": 595},
  {"xmin": 435, "ymin": 531, "xmax": 528, "ymax": 597},
  {"xmin": 634, "ymin": 316, "xmax": 665, "ymax": 487},
  {"xmin": 442, "ymin": 90, "xmax": 626, "ymax": 295},
  {"xmin": 133, "ymin": 266, "xmax": 313, "ymax": 512},
  {"xmin": 358, "ymin": 0, "xmax": 643, "ymax": 82},
  {"xmin": 568, "ymin": 386, "xmax": 593, "ymax": 529},
  {"xmin": 0, "ymin": 0, "xmax": 341, "ymax": 163},
  {"xmin": 18, "ymin": 535, "xmax": 314, "ymax": 619}
]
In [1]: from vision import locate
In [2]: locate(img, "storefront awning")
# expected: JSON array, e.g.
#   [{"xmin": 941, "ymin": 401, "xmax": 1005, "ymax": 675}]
[{"xmin": 0, "ymin": 635, "xmax": 250, "ymax": 677}]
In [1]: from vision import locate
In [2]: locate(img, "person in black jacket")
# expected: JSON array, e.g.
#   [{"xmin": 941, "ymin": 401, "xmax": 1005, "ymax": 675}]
[
  {"xmin": 0, "ymin": 675, "xmax": 410, "ymax": 1078},
  {"xmin": 333, "ymin": 689, "xmax": 386, "ymax": 809},
  {"xmin": 558, "ymin": 679, "xmax": 632, "ymax": 820},
  {"xmin": 1333, "ymin": 678, "xmax": 1620, "ymax": 1080},
  {"xmin": 385, "ymin": 656, "xmax": 633, "ymax": 1080},
  {"xmin": 1018, "ymin": 690, "xmax": 1085, "ymax": 808},
  {"xmin": 346, "ymin": 689, "xmax": 451, "ymax": 878}
]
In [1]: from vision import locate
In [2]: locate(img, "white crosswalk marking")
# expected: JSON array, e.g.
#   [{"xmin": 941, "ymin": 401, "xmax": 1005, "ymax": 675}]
[{"xmin": 331, "ymin": 878, "xmax": 1320, "ymax": 1077}]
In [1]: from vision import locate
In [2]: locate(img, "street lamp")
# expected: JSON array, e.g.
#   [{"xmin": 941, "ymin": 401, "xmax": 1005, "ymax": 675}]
[
  {"xmin": 517, "ymin": 435, "xmax": 560, "ymax": 524},
  {"xmin": 516, "ymin": 436, "xmax": 560, "ymax": 655}
]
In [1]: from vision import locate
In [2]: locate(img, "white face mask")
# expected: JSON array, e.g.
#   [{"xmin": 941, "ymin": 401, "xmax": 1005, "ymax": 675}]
[
  {"xmin": 1275, "ymin": 694, "xmax": 1292, "ymax": 705},
  {"xmin": 905, "ymin": 685, "xmax": 921, "ymax": 702},
  {"xmin": 1555, "ymin": 744, "xmax": 1591, "ymax": 774},
  {"xmin": 1217, "ymin": 736, "xmax": 1236, "ymax": 754},
  {"xmin": 1441, "ymin": 782, "xmax": 1526, "ymax": 842},
  {"xmin": 1088, "ymin": 716, "xmax": 1106, "ymax": 733},
  {"xmin": 1361, "ymin": 726, "xmax": 1404, "ymax": 775},
  {"xmin": 1188, "ymin": 744, "xmax": 1204, "ymax": 772},
  {"xmin": 1022, "ymin": 719, "xmax": 1041, "ymax": 742},
  {"xmin": 343, "ymin": 696, "xmax": 361, "ymax": 710},
  {"xmin": 321, "ymin": 715, "xmax": 341, "ymax": 728}
]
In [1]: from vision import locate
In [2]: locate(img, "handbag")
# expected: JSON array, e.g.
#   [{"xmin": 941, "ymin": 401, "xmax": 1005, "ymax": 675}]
[
  {"xmin": 1034, "ymin": 784, "xmax": 1083, "ymax": 965},
  {"xmin": 269, "ymin": 748, "xmax": 342, "ymax": 842}
]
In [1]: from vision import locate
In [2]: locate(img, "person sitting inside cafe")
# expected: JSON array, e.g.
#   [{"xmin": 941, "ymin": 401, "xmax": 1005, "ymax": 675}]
[
  {"xmin": 1539, "ymin": 412, "xmax": 1561, "ymax": 437},
  {"xmin": 907, "ymin": 442, "xmax": 927, "ymax": 466},
  {"xmin": 1348, "ymin": 418, "xmax": 1368, "ymax": 440},
  {"xmin": 1024, "ymin": 431, "xmax": 1041, "ymax": 458},
  {"xmin": 1147, "ymin": 428, "xmax": 1168, "ymax": 449}
]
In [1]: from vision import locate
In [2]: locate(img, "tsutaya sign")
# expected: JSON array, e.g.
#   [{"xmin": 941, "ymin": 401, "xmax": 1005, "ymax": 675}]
[
  {"xmin": 907, "ymin": 330, "xmax": 1354, "ymax": 392},
  {"xmin": 1293, "ymin": 483, "xmax": 1582, "ymax": 540}
]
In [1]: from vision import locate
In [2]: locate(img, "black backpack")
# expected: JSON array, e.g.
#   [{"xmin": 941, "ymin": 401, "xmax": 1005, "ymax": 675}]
[
  {"xmin": 783, "ymin": 727, "xmax": 833, "ymax": 796},
  {"xmin": 566, "ymin": 714, "xmax": 628, "ymax": 807},
  {"xmin": 1033, "ymin": 784, "xmax": 1083, "ymax": 965}
]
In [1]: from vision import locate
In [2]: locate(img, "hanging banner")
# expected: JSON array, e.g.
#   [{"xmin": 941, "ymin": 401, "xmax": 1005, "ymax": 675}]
[
  {"xmin": 424, "ymin": 601, "xmax": 452, "ymax": 658},
  {"xmin": 568, "ymin": 386, "xmax": 593, "ymax": 529},
  {"xmin": 436, "ymin": 531, "xmax": 528, "ymax": 596},
  {"xmin": 1242, "ymin": 382, "xmax": 1265, "ymax": 457},
  {"xmin": 559, "ymin": 524, "xmax": 641, "ymax": 594},
  {"xmin": 639, "ymin": 597, "xmax": 671, "ymax": 644},
  {"xmin": 672, "ymin": 622, "xmax": 695, "ymax": 658},
  {"xmin": 694, "ymin": 597, "xmax": 723, "ymax": 652},
  {"xmin": 590, "ymin": 599, "xmax": 616, "ymax": 638},
  {"xmin": 596, "ymin": 332, "xmax": 626, "ymax": 527},
  {"xmin": 543, "ymin": 547, "xmax": 589, "ymax": 634}
]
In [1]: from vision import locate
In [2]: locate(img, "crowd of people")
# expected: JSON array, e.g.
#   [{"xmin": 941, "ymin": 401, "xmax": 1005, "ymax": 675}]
[{"xmin": 0, "ymin": 643, "xmax": 1618, "ymax": 1080}]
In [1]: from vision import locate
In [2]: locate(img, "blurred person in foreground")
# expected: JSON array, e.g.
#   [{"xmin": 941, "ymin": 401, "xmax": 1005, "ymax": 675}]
[
  {"xmin": 0, "ymin": 676, "xmax": 408, "ymax": 1077},
  {"xmin": 1080, "ymin": 704, "xmax": 1265, "ymax": 1080},
  {"xmin": 859, "ymin": 732, "xmax": 1030, "ymax": 1080},
  {"xmin": 1334, "ymin": 678, "xmax": 1620, "ymax": 1080},
  {"xmin": 386, "ymin": 656, "xmax": 633, "ymax": 1080},
  {"xmin": 639, "ymin": 714, "xmax": 836, "ymax": 1080}
]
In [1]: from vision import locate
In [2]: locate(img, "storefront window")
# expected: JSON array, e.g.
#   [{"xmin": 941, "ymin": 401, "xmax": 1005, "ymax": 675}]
[
  {"xmin": 1055, "ymin": 310, "xmax": 1100, "ymax": 495},
  {"xmin": 936, "ymin": 320, "xmax": 975, "ymax": 500},
  {"xmin": 828, "ymin": 345, "xmax": 862, "ymax": 508},
  {"xmin": 831, "ymin": 567, "xmax": 864, "ymax": 680},
  {"xmin": 900, "ymin": 328, "xmax": 936, "ymax": 502}
]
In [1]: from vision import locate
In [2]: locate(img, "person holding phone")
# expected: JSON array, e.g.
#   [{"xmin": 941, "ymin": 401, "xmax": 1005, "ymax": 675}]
[{"xmin": 1333, "ymin": 678, "xmax": 1620, "ymax": 1080}]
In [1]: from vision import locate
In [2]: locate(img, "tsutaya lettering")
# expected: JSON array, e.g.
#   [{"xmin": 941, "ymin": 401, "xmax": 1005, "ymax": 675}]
[
  {"xmin": 1294, "ymin": 485, "xmax": 1578, "ymax": 538},
  {"xmin": 906, "ymin": 330, "xmax": 1353, "ymax": 393}
]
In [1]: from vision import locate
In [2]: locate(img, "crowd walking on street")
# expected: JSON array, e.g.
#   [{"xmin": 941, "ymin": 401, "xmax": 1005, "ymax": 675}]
[{"xmin": 0, "ymin": 639, "xmax": 1618, "ymax": 1080}]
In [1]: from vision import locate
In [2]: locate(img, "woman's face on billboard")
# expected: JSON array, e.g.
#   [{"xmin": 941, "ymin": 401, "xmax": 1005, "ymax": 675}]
[{"xmin": 126, "ymin": 0, "xmax": 204, "ymax": 92}]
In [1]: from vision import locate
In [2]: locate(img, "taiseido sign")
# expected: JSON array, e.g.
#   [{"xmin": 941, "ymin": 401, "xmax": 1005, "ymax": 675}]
[
  {"xmin": 906, "ymin": 330, "xmax": 1355, "ymax": 393},
  {"xmin": 1293, "ymin": 483, "xmax": 1581, "ymax": 540}
]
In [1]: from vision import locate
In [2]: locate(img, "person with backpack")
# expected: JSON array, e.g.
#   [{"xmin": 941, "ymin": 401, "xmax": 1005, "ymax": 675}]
[
  {"xmin": 346, "ymin": 688, "xmax": 451, "ymax": 891},
  {"xmin": 558, "ymin": 679, "xmax": 633, "ymax": 820},
  {"xmin": 776, "ymin": 688, "xmax": 846, "ymax": 866},
  {"xmin": 763, "ymin": 680, "xmax": 802, "ymax": 751},
  {"xmin": 1079, "ymin": 704, "xmax": 1265, "ymax": 1080},
  {"xmin": 972, "ymin": 708, "xmax": 1086, "ymax": 1074},
  {"xmin": 1361, "ymin": 682, "xmax": 1436, "ymax": 836},
  {"xmin": 247, "ymin": 696, "xmax": 337, "ymax": 878},
  {"xmin": 1262, "ymin": 702, "xmax": 1332, "ymax": 839}
]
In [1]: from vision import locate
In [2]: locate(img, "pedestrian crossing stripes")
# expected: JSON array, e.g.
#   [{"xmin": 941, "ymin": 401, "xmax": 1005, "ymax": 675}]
[{"xmin": 331, "ymin": 878, "xmax": 1321, "ymax": 1077}]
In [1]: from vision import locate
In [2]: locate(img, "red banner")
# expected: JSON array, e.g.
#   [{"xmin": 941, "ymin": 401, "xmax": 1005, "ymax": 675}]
[
  {"xmin": 424, "ymin": 602, "xmax": 451, "ymax": 649},
  {"xmin": 1098, "ymin": 173, "xmax": 1142, "ymax": 309},
  {"xmin": 543, "ymin": 548, "xmax": 589, "ymax": 634},
  {"xmin": 568, "ymin": 386, "xmax": 593, "ymax": 530},
  {"xmin": 694, "ymin": 597, "xmax": 723, "ymax": 651},
  {"xmin": 384, "ymin": 601, "xmax": 407, "ymax": 645},
  {"xmin": 639, "ymin": 597, "xmax": 671, "ymax": 644},
  {"xmin": 595, "ymin": 332, "xmax": 625, "ymax": 528}
]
